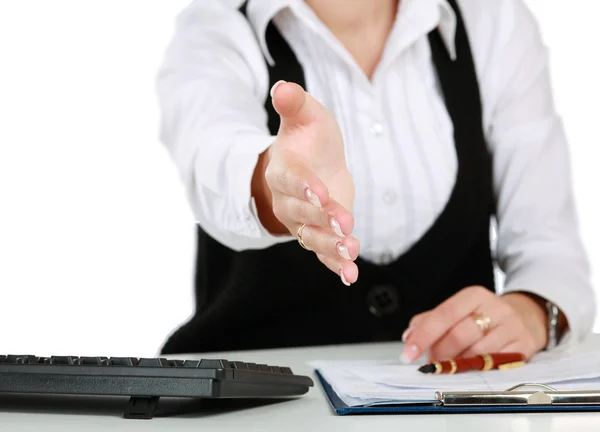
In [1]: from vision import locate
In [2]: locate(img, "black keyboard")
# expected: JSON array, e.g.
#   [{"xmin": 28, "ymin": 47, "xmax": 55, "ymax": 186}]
[{"xmin": 0, "ymin": 354, "xmax": 314, "ymax": 419}]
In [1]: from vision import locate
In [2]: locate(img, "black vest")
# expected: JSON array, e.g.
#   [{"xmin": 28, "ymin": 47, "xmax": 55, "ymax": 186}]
[{"xmin": 160, "ymin": 0, "xmax": 495, "ymax": 355}]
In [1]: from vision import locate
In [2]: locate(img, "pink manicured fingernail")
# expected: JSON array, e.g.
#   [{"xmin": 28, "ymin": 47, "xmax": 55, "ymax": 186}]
[
  {"xmin": 270, "ymin": 80, "xmax": 286, "ymax": 98},
  {"xmin": 401, "ymin": 327, "xmax": 413, "ymax": 343},
  {"xmin": 340, "ymin": 270, "xmax": 350, "ymax": 286},
  {"xmin": 305, "ymin": 188, "xmax": 322, "ymax": 208},
  {"xmin": 336, "ymin": 242, "xmax": 351, "ymax": 260},
  {"xmin": 330, "ymin": 217, "xmax": 344, "ymax": 237},
  {"xmin": 400, "ymin": 344, "xmax": 419, "ymax": 364}
]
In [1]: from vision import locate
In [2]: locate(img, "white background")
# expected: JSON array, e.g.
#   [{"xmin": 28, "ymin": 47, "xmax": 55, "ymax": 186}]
[{"xmin": 0, "ymin": 0, "xmax": 598, "ymax": 357}]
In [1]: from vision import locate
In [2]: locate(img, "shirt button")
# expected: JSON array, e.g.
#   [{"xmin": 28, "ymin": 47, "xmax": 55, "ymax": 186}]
[
  {"xmin": 383, "ymin": 190, "xmax": 397, "ymax": 205},
  {"xmin": 380, "ymin": 251, "xmax": 395, "ymax": 265},
  {"xmin": 370, "ymin": 122, "xmax": 383, "ymax": 136}
]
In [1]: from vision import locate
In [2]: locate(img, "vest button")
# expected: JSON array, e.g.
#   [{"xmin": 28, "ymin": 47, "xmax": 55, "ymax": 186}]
[{"xmin": 366, "ymin": 285, "xmax": 400, "ymax": 317}]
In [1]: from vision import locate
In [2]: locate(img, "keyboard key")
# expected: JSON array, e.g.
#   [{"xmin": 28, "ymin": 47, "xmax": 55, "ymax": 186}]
[
  {"xmin": 110, "ymin": 357, "xmax": 138, "ymax": 366},
  {"xmin": 79, "ymin": 357, "xmax": 107, "ymax": 365},
  {"xmin": 270, "ymin": 366, "xmax": 283, "ymax": 374},
  {"xmin": 137, "ymin": 358, "xmax": 160, "ymax": 367},
  {"xmin": 198, "ymin": 359, "xmax": 228, "ymax": 369},
  {"xmin": 182, "ymin": 360, "xmax": 200, "ymax": 368},
  {"xmin": 231, "ymin": 361, "xmax": 248, "ymax": 370},
  {"xmin": 6, "ymin": 355, "xmax": 36, "ymax": 364},
  {"xmin": 137, "ymin": 358, "xmax": 169, "ymax": 367},
  {"xmin": 281, "ymin": 367, "xmax": 293, "ymax": 375},
  {"xmin": 50, "ymin": 356, "xmax": 75, "ymax": 365},
  {"xmin": 258, "ymin": 364, "xmax": 271, "ymax": 372},
  {"xmin": 246, "ymin": 362, "xmax": 259, "ymax": 371},
  {"xmin": 167, "ymin": 360, "xmax": 184, "ymax": 367}
]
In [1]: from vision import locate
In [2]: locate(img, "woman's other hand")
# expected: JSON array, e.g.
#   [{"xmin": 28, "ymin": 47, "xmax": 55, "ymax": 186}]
[{"xmin": 400, "ymin": 286, "xmax": 549, "ymax": 363}]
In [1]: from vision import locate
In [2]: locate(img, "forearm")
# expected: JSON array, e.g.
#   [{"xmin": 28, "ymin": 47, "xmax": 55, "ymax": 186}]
[
  {"xmin": 158, "ymin": 86, "xmax": 293, "ymax": 249},
  {"xmin": 500, "ymin": 253, "xmax": 593, "ymax": 343}
]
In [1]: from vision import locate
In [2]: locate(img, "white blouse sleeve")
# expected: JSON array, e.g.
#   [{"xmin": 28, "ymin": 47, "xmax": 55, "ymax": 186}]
[
  {"xmin": 467, "ymin": 0, "xmax": 596, "ymax": 341},
  {"xmin": 156, "ymin": 0, "xmax": 293, "ymax": 251}
]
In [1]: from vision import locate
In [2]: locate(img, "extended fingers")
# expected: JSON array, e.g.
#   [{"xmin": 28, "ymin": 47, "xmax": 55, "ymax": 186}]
[
  {"xmin": 306, "ymin": 223, "xmax": 360, "ymax": 285},
  {"xmin": 272, "ymin": 194, "xmax": 354, "ymax": 236},
  {"xmin": 316, "ymin": 253, "xmax": 359, "ymax": 286},
  {"xmin": 301, "ymin": 225, "xmax": 359, "ymax": 261},
  {"xmin": 265, "ymin": 157, "xmax": 356, "ymax": 237}
]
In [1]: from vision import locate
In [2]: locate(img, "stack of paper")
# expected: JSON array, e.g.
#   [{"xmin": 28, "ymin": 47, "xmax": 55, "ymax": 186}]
[{"xmin": 310, "ymin": 347, "xmax": 600, "ymax": 407}]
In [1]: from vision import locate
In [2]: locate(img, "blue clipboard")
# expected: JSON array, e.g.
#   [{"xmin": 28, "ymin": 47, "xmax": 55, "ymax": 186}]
[{"xmin": 315, "ymin": 370, "xmax": 600, "ymax": 415}]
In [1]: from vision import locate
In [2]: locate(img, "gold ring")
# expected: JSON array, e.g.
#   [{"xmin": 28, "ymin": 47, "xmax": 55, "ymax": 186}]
[
  {"xmin": 297, "ymin": 224, "xmax": 310, "ymax": 250},
  {"xmin": 472, "ymin": 312, "xmax": 492, "ymax": 336},
  {"xmin": 448, "ymin": 359, "xmax": 457, "ymax": 374}
]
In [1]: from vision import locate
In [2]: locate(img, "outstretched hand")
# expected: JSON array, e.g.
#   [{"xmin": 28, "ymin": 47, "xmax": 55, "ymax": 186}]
[{"xmin": 259, "ymin": 80, "xmax": 359, "ymax": 285}]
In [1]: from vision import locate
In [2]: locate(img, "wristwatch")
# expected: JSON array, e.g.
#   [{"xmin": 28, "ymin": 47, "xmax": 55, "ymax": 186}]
[{"xmin": 545, "ymin": 301, "xmax": 560, "ymax": 350}]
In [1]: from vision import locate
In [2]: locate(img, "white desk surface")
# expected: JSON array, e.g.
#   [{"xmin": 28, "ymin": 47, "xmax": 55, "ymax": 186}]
[{"xmin": 2, "ymin": 339, "xmax": 600, "ymax": 431}]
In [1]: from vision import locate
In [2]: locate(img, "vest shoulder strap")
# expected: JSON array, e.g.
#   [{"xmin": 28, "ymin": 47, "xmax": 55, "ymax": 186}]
[{"xmin": 239, "ymin": 1, "xmax": 306, "ymax": 135}]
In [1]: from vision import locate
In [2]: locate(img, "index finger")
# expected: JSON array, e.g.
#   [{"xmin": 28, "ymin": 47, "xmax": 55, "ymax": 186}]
[{"xmin": 401, "ymin": 286, "xmax": 489, "ymax": 363}]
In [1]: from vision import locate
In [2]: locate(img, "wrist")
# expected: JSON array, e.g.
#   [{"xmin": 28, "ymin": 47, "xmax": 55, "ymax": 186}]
[
  {"xmin": 502, "ymin": 292, "xmax": 548, "ymax": 351},
  {"xmin": 503, "ymin": 291, "xmax": 569, "ymax": 349}
]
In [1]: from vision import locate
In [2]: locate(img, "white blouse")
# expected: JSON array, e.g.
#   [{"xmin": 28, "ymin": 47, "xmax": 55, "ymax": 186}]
[{"xmin": 156, "ymin": 0, "xmax": 594, "ymax": 341}]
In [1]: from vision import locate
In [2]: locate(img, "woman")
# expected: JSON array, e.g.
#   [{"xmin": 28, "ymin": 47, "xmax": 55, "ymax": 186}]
[{"xmin": 156, "ymin": 0, "xmax": 595, "ymax": 362}]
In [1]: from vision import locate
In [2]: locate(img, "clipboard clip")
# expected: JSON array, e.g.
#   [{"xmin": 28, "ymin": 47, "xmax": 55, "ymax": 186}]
[{"xmin": 437, "ymin": 383, "xmax": 600, "ymax": 406}]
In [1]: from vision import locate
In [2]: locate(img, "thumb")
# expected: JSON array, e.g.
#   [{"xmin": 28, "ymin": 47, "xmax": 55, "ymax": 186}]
[{"xmin": 270, "ymin": 80, "xmax": 323, "ymax": 130}]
